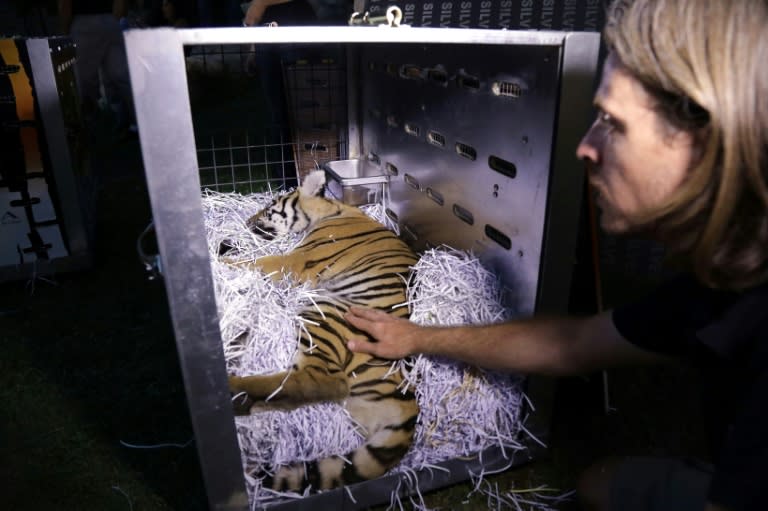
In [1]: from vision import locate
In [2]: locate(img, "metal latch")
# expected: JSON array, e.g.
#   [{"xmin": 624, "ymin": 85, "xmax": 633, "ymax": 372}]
[{"xmin": 349, "ymin": 6, "xmax": 406, "ymax": 27}]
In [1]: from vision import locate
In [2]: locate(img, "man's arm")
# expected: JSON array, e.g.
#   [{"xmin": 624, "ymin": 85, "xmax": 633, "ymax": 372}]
[
  {"xmin": 243, "ymin": 0, "xmax": 292, "ymax": 26},
  {"xmin": 345, "ymin": 307, "xmax": 670, "ymax": 376}
]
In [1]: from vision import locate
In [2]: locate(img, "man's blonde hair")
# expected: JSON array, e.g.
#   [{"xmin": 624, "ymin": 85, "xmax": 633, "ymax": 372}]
[{"xmin": 604, "ymin": 0, "xmax": 768, "ymax": 290}]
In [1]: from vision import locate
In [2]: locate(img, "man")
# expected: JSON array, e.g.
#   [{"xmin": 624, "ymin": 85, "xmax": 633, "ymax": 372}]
[
  {"xmin": 58, "ymin": 0, "xmax": 135, "ymax": 135},
  {"xmin": 345, "ymin": 1, "xmax": 768, "ymax": 510}
]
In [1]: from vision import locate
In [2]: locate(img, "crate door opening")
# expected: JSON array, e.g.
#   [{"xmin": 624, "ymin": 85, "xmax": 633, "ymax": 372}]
[{"xmin": 127, "ymin": 26, "xmax": 598, "ymax": 511}]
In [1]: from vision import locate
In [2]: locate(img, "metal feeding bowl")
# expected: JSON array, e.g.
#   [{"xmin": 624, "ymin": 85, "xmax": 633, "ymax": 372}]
[{"xmin": 323, "ymin": 158, "xmax": 389, "ymax": 206}]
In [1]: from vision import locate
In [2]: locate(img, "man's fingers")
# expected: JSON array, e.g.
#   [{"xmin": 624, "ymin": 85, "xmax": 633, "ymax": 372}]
[{"xmin": 347, "ymin": 336, "xmax": 377, "ymax": 355}]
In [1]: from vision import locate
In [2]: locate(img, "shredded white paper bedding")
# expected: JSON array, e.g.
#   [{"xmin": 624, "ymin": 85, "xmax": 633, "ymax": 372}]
[{"xmin": 201, "ymin": 189, "xmax": 535, "ymax": 509}]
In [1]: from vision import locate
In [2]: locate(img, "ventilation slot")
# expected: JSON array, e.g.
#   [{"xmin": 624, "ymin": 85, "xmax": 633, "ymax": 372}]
[
  {"xmin": 492, "ymin": 81, "xmax": 523, "ymax": 98},
  {"xmin": 404, "ymin": 173, "xmax": 420, "ymax": 191},
  {"xmin": 458, "ymin": 72, "xmax": 480, "ymax": 90},
  {"xmin": 453, "ymin": 204, "xmax": 474, "ymax": 225},
  {"xmin": 489, "ymin": 155, "xmax": 517, "ymax": 179},
  {"xmin": 385, "ymin": 162, "xmax": 399, "ymax": 176},
  {"xmin": 368, "ymin": 152, "xmax": 381, "ymax": 165},
  {"xmin": 386, "ymin": 115, "xmax": 400, "ymax": 128},
  {"xmin": 405, "ymin": 123, "xmax": 421, "ymax": 137},
  {"xmin": 485, "ymin": 225, "xmax": 511, "ymax": 250},
  {"xmin": 455, "ymin": 142, "xmax": 477, "ymax": 161},
  {"xmin": 402, "ymin": 222, "xmax": 418, "ymax": 241},
  {"xmin": 426, "ymin": 188, "xmax": 444, "ymax": 206},
  {"xmin": 427, "ymin": 130, "xmax": 446, "ymax": 147},
  {"xmin": 400, "ymin": 64, "xmax": 423, "ymax": 80},
  {"xmin": 303, "ymin": 143, "xmax": 328, "ymax": 152},
  {"xmin": 427, "ymin": 68, "xmax": 448, "ymax": 85},
  {"xmin": 385, "ymin": 208, "xmax": 399, "ymax": 223}
]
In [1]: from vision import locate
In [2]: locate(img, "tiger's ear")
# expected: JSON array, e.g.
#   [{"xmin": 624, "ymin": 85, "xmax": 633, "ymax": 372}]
[{"xmin": 299, "ymin": 170, "xmax": 326, "ymax": 197}]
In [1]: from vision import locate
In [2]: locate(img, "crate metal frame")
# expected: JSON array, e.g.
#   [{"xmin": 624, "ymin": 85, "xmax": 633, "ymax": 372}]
[{"xmin": 124, "ymin": 26, "xmax": 599, "ymax": 510}]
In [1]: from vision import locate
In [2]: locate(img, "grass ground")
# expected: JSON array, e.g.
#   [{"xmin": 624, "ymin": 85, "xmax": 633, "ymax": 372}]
[{"xmin": 0, "ymin": 114, "xmax": 710, "ymax": 510}]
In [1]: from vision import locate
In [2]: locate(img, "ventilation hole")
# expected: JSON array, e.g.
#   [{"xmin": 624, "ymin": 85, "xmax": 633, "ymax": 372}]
[
  {"xmin": 385, "ymin": 208, "xmax": 399, "ymax": 223},
  {"xmin": 404, "ymin": 173, "xmax": 420, "ymax": 191},
  {"xmin": 368, "ymin": 152, "xmax": 381, "ymax": 165},
  {"xmin": 492, "ymin": 81, "xmax": 523, "ymax": 98},
  {"xmin": 385, "ymin": 162, "xmax": 399, "ymax": 176},
  {"xmin": 404, "ymin": 123, "xmax": 421, "ymax": 137},
  {"xmin": 427, "ymin": 130, "xmax": 446, "ymax": 147},
  {"xmin": 386, "ymin": 115, "xmax": 400, "ymax": 128},
  {"xmin": 452, "ymin": 204, "xmax": 474, "ymax": 225},
  {"xmin": 485, "ymin": 225, "xmax": 511, "ymax": 250},
  {"xmin": 400, "ymin": 64, "xmax": 423, "ymax": 80},
  {"xmin": 458, "ymin": 72, "xmax": 480, "ymax": 90},
  {"xmin": 426, "ymin": 188, "xmax": 444, "ymax": 206},
  {"xmin": 368, "ymin": 108, "xmax": 381, "ymax": 118},
  {"xmin": 402, "ymin": 222, "xmax": 418, "ymax": 241},
  {"xmin": 303, "ymin": 143, "xmax": 328, "ymax": 152},
  {"xmin": 427, "ymin": 68, "xmax": 448, "ymax": 85},
  {"xmin": 488, "ymin": 155, "xmax": 517, "ymax": 179},
  {"xmin": 386, "ymin": 63, "xmax": 397, "ymax": 75},
  {"xmin": 455, "ymin": 142, "xmax": 477, "ymax": 161}
]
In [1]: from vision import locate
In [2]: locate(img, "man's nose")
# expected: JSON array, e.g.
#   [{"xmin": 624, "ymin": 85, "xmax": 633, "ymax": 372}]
[{"xmin": 575, "ymin": 125, "xmax": 600, "ymax": 166}]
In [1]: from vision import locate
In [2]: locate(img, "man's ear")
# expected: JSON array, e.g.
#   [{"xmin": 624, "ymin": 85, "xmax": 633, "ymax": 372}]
[{"xmin": 299, "ymin": 170, "xmax": 326, "ymax": 197}]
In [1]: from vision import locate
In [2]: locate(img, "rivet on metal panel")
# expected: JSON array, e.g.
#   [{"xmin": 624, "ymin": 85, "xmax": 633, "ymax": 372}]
[
  {"xmin": 426, "ymin": 187, "xmax": 444, "ymax": 206},
  {"xmin": 404, "ymin": 173, "xmax": 420, "ymax": 191},
  {"xmin": 452, "ymin": 204, "xmax": 474, "ymax": 225},
  {"xmin": 489, "ymin": 155, "xmax": 517, "ymax": 179},
  {"xmin": 404, "ymin": 123, "xmax": 421, "ymax": 137},
  {"xmin": 455, "ymin": 142, "xmax": 477, "ymax": 161},
  {"xmin": 485, "ymin": 224, "xmax": 511, "ymax": 250},
  {"xmin": 385, "ymin": 162, "xmax": 399, "ymax": 176},
  {"xmin": 427, "ymin": 130, "xmax": 445, "ymax": 147}
]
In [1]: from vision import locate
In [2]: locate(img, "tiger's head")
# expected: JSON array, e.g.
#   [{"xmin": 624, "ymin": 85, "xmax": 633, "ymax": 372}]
[{"xmin": 245, "ymin": 170, "xmax": 340, "ymax": 240}]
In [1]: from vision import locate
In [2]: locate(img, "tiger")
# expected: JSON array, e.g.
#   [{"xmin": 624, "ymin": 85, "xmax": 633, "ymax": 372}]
[{"xmin": 224, "ymin": 170, "xmax": 420, "ymax": 492}]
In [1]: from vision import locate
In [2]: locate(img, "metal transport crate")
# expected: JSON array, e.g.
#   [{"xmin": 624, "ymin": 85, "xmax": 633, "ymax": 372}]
[
  {"xmin": 0, "ymin": 36, "xmax": 92, "ymax": 283},
  {"xmin": 124, "ymin": 24, "xmax": 600, "ymax": 510}
]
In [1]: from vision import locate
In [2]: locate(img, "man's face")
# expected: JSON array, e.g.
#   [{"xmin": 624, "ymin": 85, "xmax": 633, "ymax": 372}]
[{"xmin": 576, "ymin": 54, "xmax": 697, "ymax": 234}]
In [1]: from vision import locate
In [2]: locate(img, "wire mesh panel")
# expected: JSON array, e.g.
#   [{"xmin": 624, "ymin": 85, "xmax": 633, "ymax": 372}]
[{"xmin": 196, "ymin": 129, "xmax": 297, "ymax": 193}]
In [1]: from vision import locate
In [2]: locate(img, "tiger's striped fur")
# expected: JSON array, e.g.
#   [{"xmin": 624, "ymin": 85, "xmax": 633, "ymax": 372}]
[{"xmin": 226, "ymin": 171, "xmax": 419, "ymax": 491}]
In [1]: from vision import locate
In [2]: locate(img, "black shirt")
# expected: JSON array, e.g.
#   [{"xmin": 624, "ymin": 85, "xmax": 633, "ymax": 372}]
[
  {"xmin": 72, "ymin": 0, "xmax": 114, "ymax": 16},
  {"xmin": 613, "ymin": 274, "xmax": 768, "ymax": 511}
]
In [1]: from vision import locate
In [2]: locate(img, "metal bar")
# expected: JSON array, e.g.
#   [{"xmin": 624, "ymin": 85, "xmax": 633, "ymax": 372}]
[
  {"xmin": 26, "ymin": 37, "xmax": 90, "ymax": 258},
  {"xmin": 535, "ymin": 32, "xmax": 600, "ymax": 314},
  {"xmin": 176, "ymin": 25, "xmax": 567, "ymax": 47},
  {"xmin": 123, "ymin": 28, "xmax": 249, "ymax": 511}
]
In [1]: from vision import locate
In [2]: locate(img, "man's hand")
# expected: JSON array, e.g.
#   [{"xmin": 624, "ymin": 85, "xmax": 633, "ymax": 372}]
[
  {"xmin": 345, "ymin": 306, "xmax": 422, "ymax": 359},
  {"xmin": 243, "ymin": 0, "xmax": 293, "ymax": 26}
]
